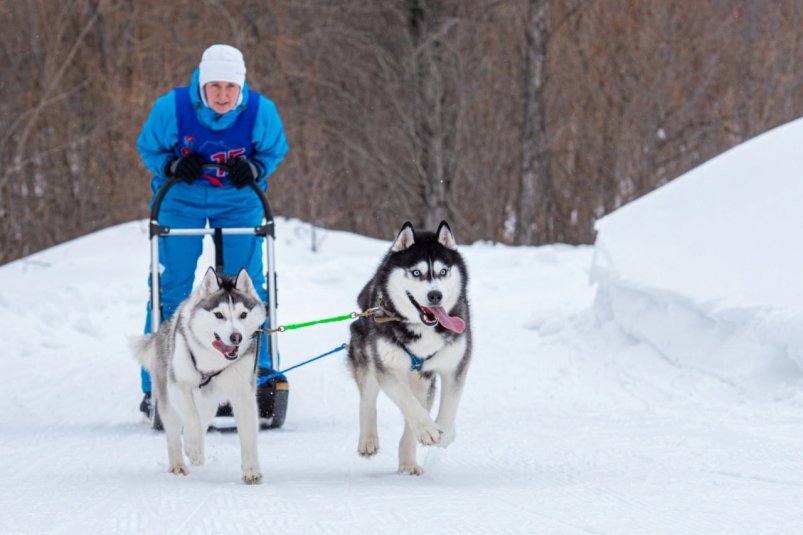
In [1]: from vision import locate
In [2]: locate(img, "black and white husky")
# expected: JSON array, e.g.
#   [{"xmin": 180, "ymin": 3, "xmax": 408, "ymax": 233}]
[
  {"xmin": 348, "ymin": 221, "xmax": 472, "ymax": 475},
  {"xmin": 133, "ymin": 267, "xmax": 266, "ymax": 484}
]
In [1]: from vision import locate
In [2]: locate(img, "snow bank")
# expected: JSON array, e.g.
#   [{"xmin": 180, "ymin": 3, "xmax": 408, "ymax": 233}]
[{"xmin": 591, "ymin": 117, "xmax": 803, "ymax": 393}]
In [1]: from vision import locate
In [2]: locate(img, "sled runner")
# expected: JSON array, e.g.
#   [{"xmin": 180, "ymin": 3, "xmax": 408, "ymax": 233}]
[{"xmin": 147, "ymin": 163, "xmax": 288, "ymax": 431}]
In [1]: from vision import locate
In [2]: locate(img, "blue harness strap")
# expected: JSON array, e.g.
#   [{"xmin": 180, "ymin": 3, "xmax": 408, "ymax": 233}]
[
  {"xmin": 258, "ymin": 344, "xmax": 347, "ymax": 384},
  {"xmin": 402, "ymin": 345, "xmax": 435, "ymax": 371}
]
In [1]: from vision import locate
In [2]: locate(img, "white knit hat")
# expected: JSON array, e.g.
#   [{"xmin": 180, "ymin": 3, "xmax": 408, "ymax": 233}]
[{"xmin": 199, "ymin": 44, "xmax": 246, "ymax": 88}]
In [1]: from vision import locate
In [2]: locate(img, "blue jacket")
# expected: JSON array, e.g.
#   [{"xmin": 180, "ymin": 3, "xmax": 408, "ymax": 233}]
[{"xmin": 137, "ymin": 69, "xmax": 289, "ymax": 188}]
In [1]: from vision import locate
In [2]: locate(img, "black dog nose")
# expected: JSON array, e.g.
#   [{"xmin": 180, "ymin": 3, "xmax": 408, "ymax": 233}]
[
  {"xmin": 427, "ymin": 290, "xmax": 442, "ymax": 305},
  {"xmin": 230, "ymin": 332, "xmax": 243, "ymax": 345}
]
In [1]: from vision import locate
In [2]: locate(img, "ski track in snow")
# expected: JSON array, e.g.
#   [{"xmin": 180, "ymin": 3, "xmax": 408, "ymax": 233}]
[{"xmin": 1, "ymin": 220, "xmax": 803, "ymax": 534}]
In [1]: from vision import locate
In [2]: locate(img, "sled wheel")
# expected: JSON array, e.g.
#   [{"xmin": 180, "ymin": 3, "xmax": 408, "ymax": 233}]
[
  {"xmin": 216, "ymin": 402, "xmax": 233, "ymax": 418},
  {"xmin": 152, "ymin": 401, "xmax": 164, "ymax": 432},
  {"xmin": 257, "ymin": 370, "xmax": 289, "ymax": 430}
]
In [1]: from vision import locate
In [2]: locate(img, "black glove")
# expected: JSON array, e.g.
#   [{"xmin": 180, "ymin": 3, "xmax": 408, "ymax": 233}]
[
  {"xmin": 228, "ymin": 158, "xmax": 259, "ymax": 189},
  {"xmin": 167, "ymin": 154, "xmax": 204, "ymax": 184}
]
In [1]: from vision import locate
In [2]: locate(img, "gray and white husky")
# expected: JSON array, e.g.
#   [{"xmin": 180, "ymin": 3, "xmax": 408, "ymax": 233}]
[
  {"xmin": 133, "ymin": 267, "xmax": 266, "ymax": 484},
  {"xmin": 348, "ymin": 221, "xmax": 472, "ymax": 475}
]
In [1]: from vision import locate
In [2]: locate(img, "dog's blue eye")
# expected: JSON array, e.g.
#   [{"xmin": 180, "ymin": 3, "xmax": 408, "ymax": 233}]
[
  {"xmin": 439, "ymin": 268, "xmax": 448, "ymax": 277},
  {"xmin": 240, "ymin": 312, "xmax": 247, "ymax": 319},
  {"xmin": 214, "ymin": 312, "xmax": 224, "ymax": 319},
  {"xmin": 411, "ymin": 269, "xmax": 422, "ymax": 277}
]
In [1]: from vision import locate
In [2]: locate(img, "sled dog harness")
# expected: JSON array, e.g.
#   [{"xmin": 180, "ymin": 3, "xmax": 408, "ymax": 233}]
[
  {"xmin": 401, "ymin": 345, "xmax": 436, "ymax": 372},
  {"xmin": 189, "ymin": 352, "xmax": 227, "ymax": 388}
]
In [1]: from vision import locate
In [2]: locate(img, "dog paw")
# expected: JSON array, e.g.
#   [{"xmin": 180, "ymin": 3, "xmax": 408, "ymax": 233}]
[
  {"xmin": 358, "ymin": 434, "xmax": 380, "ymax": 457},
  {"xmin": 398, "ymin": 463, "xmax": 424, "ymax": 476},
  {"xmin": 415, "ymin": 421, "xmax": 443, "ymax": 446},
  {"xmin": 242, "ymin": 467, "xmax": 263, "ymax": 485},
  {"xmin": 184, "ymin": 445, "xmax": 204, "ymax": 465},
  {"xmin": 168, "ymin": 463, "xmax": 189, "ymax": 476},
  {"xmin": 437, "ymin": 428, "xmax": 456, "ymax": 448}
]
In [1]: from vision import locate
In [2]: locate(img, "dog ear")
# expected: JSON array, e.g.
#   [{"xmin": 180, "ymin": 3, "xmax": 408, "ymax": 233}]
[
  {"xmin": 436, "ymin": 221, "xmax": 457, "ymax": 250},
  {"xmin": 198, "ymin": 267, "xmax": 220, "ymax": 297},
  {"xmin": 391, "ymin": 221, "xmax": 416, "ymax": 252},
  {"xmin": 234, "ymin": 268, "xmax": 257, "ymax": 296}
]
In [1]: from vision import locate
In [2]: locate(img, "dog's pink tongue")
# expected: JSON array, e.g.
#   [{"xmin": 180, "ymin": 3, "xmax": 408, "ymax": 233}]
[
  {"xmin": 424, "ymin": 306, "xmax": 466, "ymax": 334},
  {"xmin": 212, "ymin": 339, "xmax": 236, "ymax": 355}
]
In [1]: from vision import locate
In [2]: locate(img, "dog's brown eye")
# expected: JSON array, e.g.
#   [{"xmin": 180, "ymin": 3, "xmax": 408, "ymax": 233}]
[
  {"xmin": 214, "ymin": 312, "xmax": 224, "ymax": 319},
  {"xmin": 240, "ymin": 312, "xmax": 247, "ymax": 319}
]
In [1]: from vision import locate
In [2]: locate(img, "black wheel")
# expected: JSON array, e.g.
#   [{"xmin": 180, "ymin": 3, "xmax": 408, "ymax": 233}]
[
  {"xmin": 152, "ymin": 401, "xmax": 164, "ymax": 431},
  {"xmin": 256, "ymin": 369, "xmax": 289, "ymax": 429},
  {"xmin": 216, "ymin": 402, "xmax": 233, "ymax": 417}
]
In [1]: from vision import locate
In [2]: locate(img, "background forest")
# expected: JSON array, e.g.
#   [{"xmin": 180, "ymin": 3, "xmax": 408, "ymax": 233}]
[{"xmin": 2, "ymin": 0, "xmax": 802, "ymax": 263}]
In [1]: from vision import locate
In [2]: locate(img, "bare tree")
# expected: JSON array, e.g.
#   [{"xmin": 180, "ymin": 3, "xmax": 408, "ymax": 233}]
[
  {"xmin": 3, "ymin": 0, "xmax": 803, "ymax": 264},
  {"xmin": 516, "ymin": 0, "xmax": 549, "ymax": 244}
]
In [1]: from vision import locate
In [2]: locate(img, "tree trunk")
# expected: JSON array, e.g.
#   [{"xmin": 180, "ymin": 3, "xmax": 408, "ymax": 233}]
[
  {"xmin": 516, "ymin": 0, "xmax": 549, "ymax": 244},
  {"xmin": 409, "ymin": 0, "xmax": 452, "ymax": 230}
]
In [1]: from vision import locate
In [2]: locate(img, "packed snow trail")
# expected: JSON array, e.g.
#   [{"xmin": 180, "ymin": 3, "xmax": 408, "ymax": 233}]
[{"xmin": 1, "ymin": 220, "xmax": 803, "ymax": 534}]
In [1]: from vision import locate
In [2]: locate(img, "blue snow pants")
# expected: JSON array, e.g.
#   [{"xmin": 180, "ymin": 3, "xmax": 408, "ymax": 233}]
[{"xmin": 141, "ymin": 181, "xmax": 271, "ymax": 393}]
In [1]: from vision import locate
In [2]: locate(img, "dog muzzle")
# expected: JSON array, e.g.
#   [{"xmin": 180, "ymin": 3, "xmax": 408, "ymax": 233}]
[
  {"xmin": 407, "ymin": 292, "xmax": 466, "ymax": 334},
  {"xmin": 212, "ymin": 338, "xmax": 240, "ymax": 360}
]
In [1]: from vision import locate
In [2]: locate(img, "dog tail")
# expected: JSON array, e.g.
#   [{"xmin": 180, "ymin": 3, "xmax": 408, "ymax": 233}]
[{"xmin": 130, "ymin": 334, "xmax": 156, "ymax": 370}]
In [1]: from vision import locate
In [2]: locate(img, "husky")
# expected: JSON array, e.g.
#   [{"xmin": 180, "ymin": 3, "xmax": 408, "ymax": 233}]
[
  {"xmin": 348, "ymin": 221, "xmax": 472, "ymax": 475},
  {"xmin": 133, "ymin": 267, "xmax": 266, "ymax": 484}
]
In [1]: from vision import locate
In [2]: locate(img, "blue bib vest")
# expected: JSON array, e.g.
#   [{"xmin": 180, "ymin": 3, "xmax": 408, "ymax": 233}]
[{"xmin": 173, "ymin": 86, "xmax": 260, "ymax": 187}]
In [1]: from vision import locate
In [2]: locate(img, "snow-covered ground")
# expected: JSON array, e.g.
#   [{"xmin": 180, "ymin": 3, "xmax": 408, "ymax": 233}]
[
  {"xmin": 592, "ymin": 117, "xmax": 803, "ymax": 395},
  {"xmin": 3, "ymin": 119, "xmax": 803, "ymax": 534}
]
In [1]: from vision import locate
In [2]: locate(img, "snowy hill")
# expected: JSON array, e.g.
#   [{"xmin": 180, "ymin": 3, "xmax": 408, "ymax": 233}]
[
  {"xmin": 3, "ymin": 120, "xmax": 803, "ymax": 533},
  {"xmin": 593, "ymin": 117, "xmax": 803, "ymax": 393}
]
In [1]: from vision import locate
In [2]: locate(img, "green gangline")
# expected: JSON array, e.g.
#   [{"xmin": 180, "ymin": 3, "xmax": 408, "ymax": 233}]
[{"xmin": 279, "ymin": 313, "xmax": 356, "ymax": 331}]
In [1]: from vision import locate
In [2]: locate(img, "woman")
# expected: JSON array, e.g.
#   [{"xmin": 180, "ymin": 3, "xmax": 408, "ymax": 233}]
[{"xmin": 136, "ymin": 44, "xmax": 289, "ymax": 416}]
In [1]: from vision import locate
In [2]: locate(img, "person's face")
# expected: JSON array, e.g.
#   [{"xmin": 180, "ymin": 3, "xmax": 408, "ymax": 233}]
[{"xmin": 204, "ymin": 82, "xmax": 240, "ymax": 114}]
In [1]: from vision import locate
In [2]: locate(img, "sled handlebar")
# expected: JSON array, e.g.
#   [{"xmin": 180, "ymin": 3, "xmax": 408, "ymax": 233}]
[
  {"xmin": 147, "ymin": 164, "xmax": 281, "ymax": 370},
  {"xmin": 149, "ymin": 163, "xmax": 274, "ymax": 238}
]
